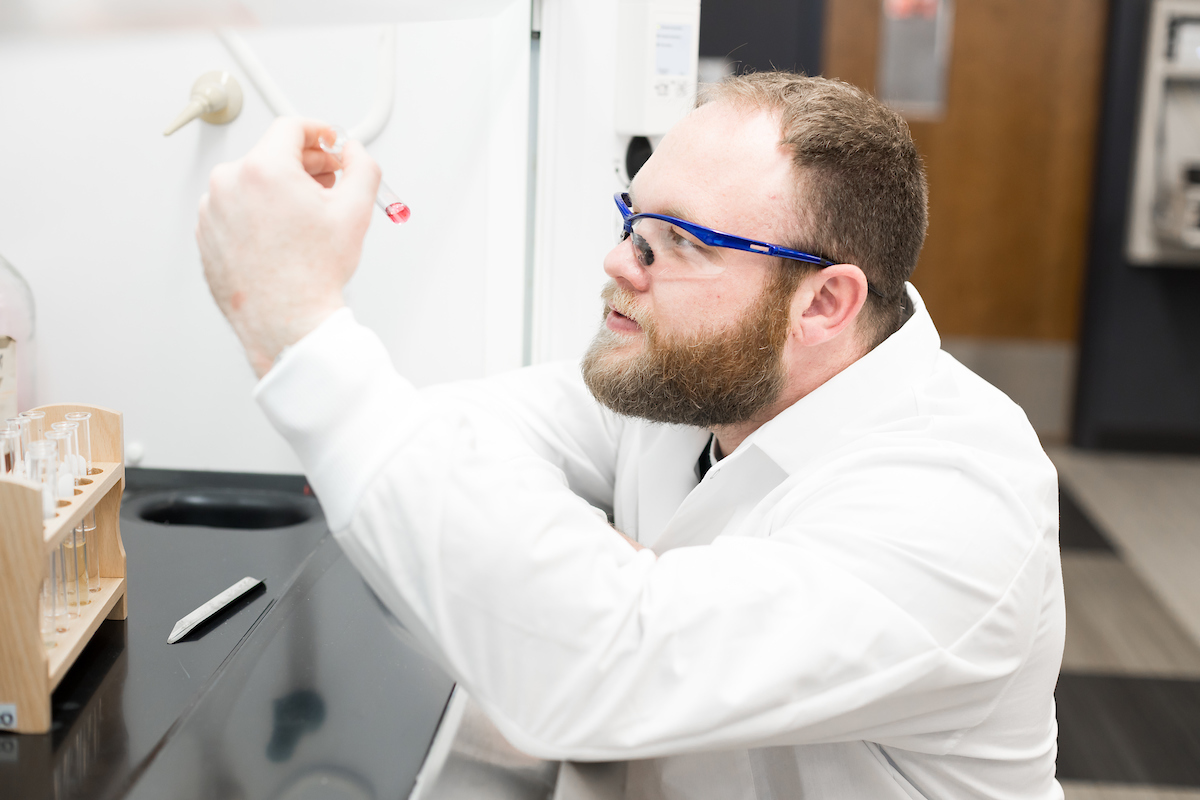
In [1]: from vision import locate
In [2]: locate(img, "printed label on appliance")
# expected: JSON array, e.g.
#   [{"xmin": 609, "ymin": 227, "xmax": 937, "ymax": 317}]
[{"xmin": 655, "ymin": 23, "xmax": 692, "ymax": 76}]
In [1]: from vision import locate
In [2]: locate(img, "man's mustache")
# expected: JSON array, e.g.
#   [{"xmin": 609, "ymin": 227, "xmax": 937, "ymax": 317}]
[{"xmin": 601, "ymin": 282, "xmax": 647, "ymax": 328}]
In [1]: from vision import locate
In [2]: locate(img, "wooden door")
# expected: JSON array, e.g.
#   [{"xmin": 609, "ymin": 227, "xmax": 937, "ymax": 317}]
[{"xmin": 824, "ymin": 0, "xmax": 1109, "ymax": 340}]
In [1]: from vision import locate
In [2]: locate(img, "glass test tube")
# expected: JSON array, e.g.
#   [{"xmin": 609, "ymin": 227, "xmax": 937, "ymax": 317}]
[
  {"xmin": 55, "ymin": 418, "xmax": 95, "ymax": 597},
  {"xmin": 64, "ymin": 412, "xmax": 93, "ymax": 474},
  {"xmin": 51, "ymin": 422, "xmax": 85, "ymax": 479},
  {"xmin": 41, "ymin": 553, "xmax": 58, "ymax": 648},
  {"xmin": 44, "ymin": 430, "xmax": 76, "ymax": 502},
  {"xmin": 69, "ymin": 523, "xmax": 93, "ymax": 604},
  {"xmin": 54, "ymin": 544, "xmax": 69, "ymax": 630},
  {"xmin": 19, "ymin": 409, "xmax": 45, "ymax": 441},
  {"xmin": 318, "ymin": 127, "xmax": 411, "ymax": 224},
  {"xmin": 0, "ymin": 428, "xmax": 19, "ymax": 476},
  {"xmin": 8, "ymin": 423, "xmax": 52, "ymax": 643},
  {"xmin": 7, "ymin": 416, "xmax": 29, "ymax": 478},
  {"xmin": 28, "ymin": 440, "xmax": 58, "ymax": 519},
  {"xmin": 28, "ymin": 441, "xmax": 68, "ymax": 632},
  {"xmin": 20, "ymin": 410, "xmax": 45, "ymax": 478},
  {"xmin": 48, "ymin": 425, "xmax": 90, "ymax": 611},
  {"xmin": 43, "ymin": 430, "xmax": 80, "ymax": 617},
  {"xmin": 64, "ymin": 412, "xmax": 98, "ymax": 538},
  {"xmin": 65, "ymin": 412, "xmax": 101, "ymax": 593}
]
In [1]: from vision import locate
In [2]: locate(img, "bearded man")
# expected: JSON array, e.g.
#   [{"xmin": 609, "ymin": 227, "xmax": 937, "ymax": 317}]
[{"xmin": 197, "ymin": 73, "xmax": 1065, "ymax": 799}]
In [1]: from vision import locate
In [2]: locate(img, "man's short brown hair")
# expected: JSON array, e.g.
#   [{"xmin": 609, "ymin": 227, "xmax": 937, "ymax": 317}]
[{"xmin": 698, "ymin": 73, "xmax": 929, "ymax": 347}]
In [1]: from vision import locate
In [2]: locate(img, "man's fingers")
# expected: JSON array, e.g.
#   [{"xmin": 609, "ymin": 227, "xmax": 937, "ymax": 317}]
[
  {"xmin": 334, "ymin": 140, "xmax": 382, "ymax": 208},
  {"xmin": 250, "ymin": 117, "xmax": 308, "ymax": 159},
  {"xmin": 302, "ymin": 148, "xmax": 342, "ymax": 177},
  {"xmin": 252, "ymin": 116, "xmax": 337, "ymax": 166}
]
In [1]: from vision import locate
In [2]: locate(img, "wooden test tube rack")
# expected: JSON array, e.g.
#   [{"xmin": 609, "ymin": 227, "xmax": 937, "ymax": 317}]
[{"xmin": 0, "ymin": 404, "xmax": 127, "ymax": 734}]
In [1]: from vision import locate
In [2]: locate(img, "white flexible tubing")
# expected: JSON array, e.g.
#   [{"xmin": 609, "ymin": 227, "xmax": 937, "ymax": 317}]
[
  {"xmin": 217, "ymin": 28, "xmax": 298, "ymax": 117},
  {"xmin": 216, "ymin": 26, "xmax": 395, "ymax": 146},
  {"xmin": 347, "ymin": 26, "xmax": 396, "ymax": 145}
]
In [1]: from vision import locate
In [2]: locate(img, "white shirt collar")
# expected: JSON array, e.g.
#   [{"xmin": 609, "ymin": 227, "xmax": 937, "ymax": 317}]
[{"xmin": 737, "ymin": 282, "xmax": 941, "ymax": 476}]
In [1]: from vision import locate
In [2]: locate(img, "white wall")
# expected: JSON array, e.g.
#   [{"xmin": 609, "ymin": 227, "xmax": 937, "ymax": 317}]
[{"xmin": 0, "ymin": 2, "xmax": 530, "ymax": 473}]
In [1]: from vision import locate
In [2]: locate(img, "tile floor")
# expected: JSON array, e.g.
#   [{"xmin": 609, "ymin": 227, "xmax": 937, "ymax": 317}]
[{"xmin": 1051, "ymin": 447, "xmax": 1200, "ymax": 800}]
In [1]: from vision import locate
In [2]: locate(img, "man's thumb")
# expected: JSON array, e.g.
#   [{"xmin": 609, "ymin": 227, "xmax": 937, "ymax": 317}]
[{"xmin": 335, "ymin": 140, "xmax": 383, "ymax": 211}]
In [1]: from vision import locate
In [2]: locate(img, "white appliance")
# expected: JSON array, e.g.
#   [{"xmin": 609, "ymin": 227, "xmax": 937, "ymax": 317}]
[{"xmin": 0, "ymin": 0, "xmax": 699, "ymax": 473}]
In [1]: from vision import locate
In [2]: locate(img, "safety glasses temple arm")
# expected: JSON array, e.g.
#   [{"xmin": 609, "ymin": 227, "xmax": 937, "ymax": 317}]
[{"xmin": 672, "ymin": 219, "xmax": 835, "ymax": 267}]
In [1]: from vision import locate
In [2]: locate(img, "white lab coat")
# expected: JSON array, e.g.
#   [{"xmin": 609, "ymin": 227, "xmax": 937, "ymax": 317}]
[{"xmin": 256, "ymin": 285, "xmax": 1065, "ymax": 800}]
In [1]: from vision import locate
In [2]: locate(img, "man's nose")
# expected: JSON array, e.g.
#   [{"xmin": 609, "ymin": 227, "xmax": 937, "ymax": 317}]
[{"xmin": 603, "ymin": 237, "xmax": 651, "ymax": 291}]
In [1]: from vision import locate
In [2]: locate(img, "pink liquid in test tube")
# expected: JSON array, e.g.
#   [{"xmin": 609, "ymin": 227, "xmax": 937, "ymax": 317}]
[
  {"xmin": 377, "ymin": 180, "xmax": 411, "ymax": 224},
  {"xmin": 319, "ymin": 127, "xmax": 411, "ymax": 225}
]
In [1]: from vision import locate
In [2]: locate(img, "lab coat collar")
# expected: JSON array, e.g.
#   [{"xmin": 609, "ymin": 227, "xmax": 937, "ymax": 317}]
[
  {"xmin": 737, "ymin": 282, "xmax": 941, "ymax": 478},
  {"xmin": 645, "ymin": 284, "xmax": 939, "ymax": 552},
  {"xmin": 636, "ymin": 423, "xmax": 714, "ymax": 545}
]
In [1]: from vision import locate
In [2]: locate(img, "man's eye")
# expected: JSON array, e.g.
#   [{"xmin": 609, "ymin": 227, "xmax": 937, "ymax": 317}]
[{"xmin": 670, "ymin": 227, "xmax": 702, "ymax": 251}]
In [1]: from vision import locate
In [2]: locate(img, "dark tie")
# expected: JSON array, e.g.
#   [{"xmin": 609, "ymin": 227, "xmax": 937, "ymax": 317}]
[{"xmin": 697, "ymin": 434, "xmax": 714, "ymax": 480}]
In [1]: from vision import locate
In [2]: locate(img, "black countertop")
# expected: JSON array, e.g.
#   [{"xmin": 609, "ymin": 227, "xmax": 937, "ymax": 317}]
[{"xmin": 1, "ymin": 469, "xmax": 456, "ymax": 800}]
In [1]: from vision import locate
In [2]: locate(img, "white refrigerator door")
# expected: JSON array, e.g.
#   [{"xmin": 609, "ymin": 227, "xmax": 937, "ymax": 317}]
[{"xmin": 0, "ymin": 2, "xmax": 531, "ymax": 473}]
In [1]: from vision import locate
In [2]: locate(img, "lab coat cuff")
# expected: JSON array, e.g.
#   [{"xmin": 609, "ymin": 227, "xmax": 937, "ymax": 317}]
[{"xmin": 254, "ymin": 307, "xmax": 418, "ymax": 529}]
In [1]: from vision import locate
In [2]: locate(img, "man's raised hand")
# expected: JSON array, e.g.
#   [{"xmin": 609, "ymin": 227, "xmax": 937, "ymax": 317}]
[{"xmin": 196, "ymin": 117, "xmax": 381, "ymax": 377}]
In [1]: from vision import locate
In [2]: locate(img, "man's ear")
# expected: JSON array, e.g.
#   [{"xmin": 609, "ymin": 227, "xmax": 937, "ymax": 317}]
[{"xmin": 789, "ymin": 264, "xmax": 869, "ymax": 347}]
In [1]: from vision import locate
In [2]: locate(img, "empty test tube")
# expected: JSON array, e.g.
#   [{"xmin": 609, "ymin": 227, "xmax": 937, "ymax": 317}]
[
  {"xmin": 44, "ymin": 429, "xmax": 79, "ymax": 612},
  {"xmin": 51, "ymin": 422, "xmax": 85, "ymax": 479},
  {"xmin": 44, "ymin": 429, "xmax": 77, "ymax": 501},
  {"xmin": 19, "ymin": 409, "xmax": 45, "ymax": 441},
  {"xmin": 65, "ymin": 524, "xmax": 92, "ymax": 608},
  {"xmin": 29, "ymin": 441, "xmax": 69, "ymax": 632},
  {"xmin": 64, "ymin": 412, "xmax": 98, "ymax": 541},
  {"xmin": 52, "ymin": 422, "xmax": 92, "ymax": 602},
  {"xmin": 54, "ymin": 544, "xmax": 69, "ymax": 629},
  {"xmin": 49, "ymin": 424, "xmax": 91, "ymax": 611},
  {"xmin": 20, "ymin": 410, "xmax": 45, "ymax": 478},
  {"xmin": 64, "ymin": 412, "xmax": 93, "ymax": 474},
  {"xmin": 61, "ymin": 414, "xmax": 98, "ymax": 593},
  {"xmin": 41, "ymin": 554, "xmax": 58, "ymax": 648},
  {"xmin": 27, "ymin": 440, "xmax": 58, "ymax": 520}
]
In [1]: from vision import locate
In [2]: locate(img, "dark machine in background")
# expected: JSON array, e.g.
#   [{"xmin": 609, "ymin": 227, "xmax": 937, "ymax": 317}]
[
  {"xmin": 703, "ymin": 0, "xmax": 1200, "ymax": 454},
  {"xmin": 1074, "ymin": 0, "xmax": 1200, "ymax": 453},
  {"xmin": 699, "ymin": 0, "xmax": 824, "ymax": 75}
]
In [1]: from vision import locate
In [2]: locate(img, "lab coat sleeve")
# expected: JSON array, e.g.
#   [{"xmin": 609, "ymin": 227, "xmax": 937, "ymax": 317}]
[
  {"xmin": 256, "ymin": 308, "xmax": 621, "ymax": 527},
  {"xmin": 256, "ymin": 311, "xmax": 1053, "ymax": 762},
  {"xmin": 419, "ymin": 363, "xmax": 624, "ymax": 517}
]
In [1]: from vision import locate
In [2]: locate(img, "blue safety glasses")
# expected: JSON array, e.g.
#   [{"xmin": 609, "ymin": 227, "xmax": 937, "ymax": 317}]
[
  {"xmin": 613, "ymin": 192, "xmax": 885, "ymax": 297},
  {"xmin": 614, "ymin": 192, "xmax": 835, "ymax": 274}
]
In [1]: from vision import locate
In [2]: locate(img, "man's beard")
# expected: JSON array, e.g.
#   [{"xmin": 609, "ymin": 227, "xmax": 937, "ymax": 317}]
[{"xmin": 581, "ymin": 273, "xmax": 795, "ymax": 428}]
